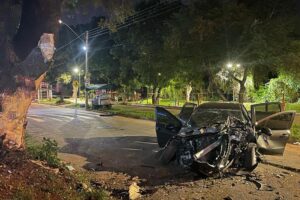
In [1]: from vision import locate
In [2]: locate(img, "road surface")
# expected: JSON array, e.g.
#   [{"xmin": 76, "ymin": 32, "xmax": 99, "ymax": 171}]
[
  {"xmin": 27, "ymin": 104, "xmax": 300, "ymax": 199},
  {"xmin": 27, "ymin": 104, "xmax": 182, "ymax": 182}
]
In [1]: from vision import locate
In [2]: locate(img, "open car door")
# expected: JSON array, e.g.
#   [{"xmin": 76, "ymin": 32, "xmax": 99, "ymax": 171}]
[
  {"xmin": 178, "ymin": 103, "xmax": 197, "ymax": 122},
  {"xmin": 251, "ymin": 102, "xmax": 295, "ymax": 155},
  {"xmin": 155, "ymin": 107, "xmax": 182, "ymax": 147}
]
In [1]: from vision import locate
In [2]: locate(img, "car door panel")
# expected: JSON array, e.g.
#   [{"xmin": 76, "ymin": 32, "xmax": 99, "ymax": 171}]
[
  {"xmin": 155, "ymin": 107, "xmax": 182, "ymax": 147},
  {"xmin": 256, "ymin": 111, "xmax": 295, "ymax": 155}
]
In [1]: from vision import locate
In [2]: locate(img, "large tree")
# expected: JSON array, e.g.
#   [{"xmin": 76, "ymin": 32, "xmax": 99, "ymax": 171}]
[
  {"xmin": 0, "ymin": 0, "xmax": 133, "ymax": 148},
  {"xmin": 165, "ymin": 0, "xmax": 300, "ymax": 103},
  {"xmin": 0, "ymin": 0, "xmax": 62, "ymax": 148}
]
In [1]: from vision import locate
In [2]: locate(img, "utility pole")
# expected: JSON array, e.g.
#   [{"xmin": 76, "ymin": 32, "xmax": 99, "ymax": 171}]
[{"xmin": 84, "ymin": 31, "xmax": 89, "ymax": 109}]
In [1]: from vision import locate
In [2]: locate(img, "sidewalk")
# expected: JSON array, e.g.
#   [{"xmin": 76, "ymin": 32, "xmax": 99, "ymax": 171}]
[{"xmin": 263, "ymin": 143, "xmax": 300, "ymax": 172}]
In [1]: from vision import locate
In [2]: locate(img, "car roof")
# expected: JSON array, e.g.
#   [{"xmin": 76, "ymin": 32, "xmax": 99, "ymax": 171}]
[{"xmin": 197, "ymin": 102, "xmax": 243, "ymax": 110}]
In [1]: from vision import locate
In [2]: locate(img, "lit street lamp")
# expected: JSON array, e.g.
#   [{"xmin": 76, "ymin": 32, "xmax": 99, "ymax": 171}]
[
  {"xmin": 59, "ymin": 19, "xmax": 89, "ymax": 109},
  {"xmin": 227, "ymin": 63, "xmax": 233, "ymax": 69}
]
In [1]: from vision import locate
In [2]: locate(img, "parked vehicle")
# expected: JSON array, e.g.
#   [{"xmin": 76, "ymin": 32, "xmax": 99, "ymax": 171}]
[
  {"xmin": 155, "ymin": 102, "xmax": 295, "ymax": 176},
  {"xmin": 92, "ymin": 94, "xmax": 112, "ymax": 109}
]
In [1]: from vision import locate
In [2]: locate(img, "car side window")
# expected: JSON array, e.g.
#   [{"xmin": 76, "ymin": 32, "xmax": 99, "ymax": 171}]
[
  {"xmin": 156, "ymin": 108, "xmax": 181, "ymax": 128},
  {"xmin": 179, "ymin": 103, "xmax": 197, "ymax": 122},
  {"xmin": 258, "ymin": 112, "xmax": 294, "ymax": 130}
]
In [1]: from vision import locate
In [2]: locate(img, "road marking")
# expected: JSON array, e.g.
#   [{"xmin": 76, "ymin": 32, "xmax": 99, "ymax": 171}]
[
  {"xmin": 27, "ymin": 117, "xmax": 44, "ymax": 122},
  {"xmin": 121, "ymin": 148, "xmax": 143, "ymax": 151},
  {"xmin": 134, "ymin": 141, "xmax": 157, "ymax": 145}
]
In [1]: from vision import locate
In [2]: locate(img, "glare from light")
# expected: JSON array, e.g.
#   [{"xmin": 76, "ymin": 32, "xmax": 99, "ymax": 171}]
[
  {"xmin": 236, "ymin": 64, "xmax": 241, "ymax": 67},
  {"xmin": 83, "ymin": 46, "xmax": 87, "ymax": 51},
  {"xmin": 58, "ymin": 19, "xmax": 63, "ymax": 24},
  {"xmin": 158, "ymin": 72, "xmax": 161, "ymax": 76},
  {"xmin": 73, "ymin": 67, "xmax": 79, "ymax": 73},
  {"xmin": 227, "ymin": 63, "xmax": 233, "ymax": 68}
]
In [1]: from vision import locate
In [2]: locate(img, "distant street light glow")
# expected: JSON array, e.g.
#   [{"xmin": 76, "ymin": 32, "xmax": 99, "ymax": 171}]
[
  {"xmin": 73, "ymin": 67, "xmax": 79, "ymax": 73},
  {"xmin": 237, "ymin": 64, "xmax": 241, "ymax": 67},
  {"xmin": 58, "ymin": 19, "xmax": 63, "ymax": 24},
  {"xmin": 83, "ymin": 46, "xmax": 87, "ymax": 51},
  {"xmin": 227, "ymin": 63, "xmax": 233, "ymax": 68}
]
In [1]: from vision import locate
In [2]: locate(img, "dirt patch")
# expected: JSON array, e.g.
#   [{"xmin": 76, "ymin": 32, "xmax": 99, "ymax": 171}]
[{"xmin": 0, "ymin": 150, "xmax": 105, "ymax": 200}]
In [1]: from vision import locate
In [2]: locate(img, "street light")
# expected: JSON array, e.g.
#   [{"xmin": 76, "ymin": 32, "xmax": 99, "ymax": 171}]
[
  {"xmin": 227, "ymin": 63, "xmax": 233, "ymax": 69},
  {"xmin": 59, "ymin": 19, "xmax": 89, "ymax": 109}
]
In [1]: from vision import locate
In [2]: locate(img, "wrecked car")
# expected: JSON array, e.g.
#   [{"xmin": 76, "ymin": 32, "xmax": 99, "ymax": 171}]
[{"xmin": 155, "ymin": 102, "xmax": 295, "ymax": 176}]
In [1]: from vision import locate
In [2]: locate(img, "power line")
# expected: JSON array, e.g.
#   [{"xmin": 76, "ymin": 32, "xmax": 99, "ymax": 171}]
[
  {"xmin": 88, "ymin": 1, "xmax": 181, "ymax": 38},
  {"xmin": 56, "ymin": 0, "xmax": 181, "ymax": 52},
  {"xmin": 56, "ymin": 33, "xmax": 84, "ymax": 51},
  {"xmin": 89, "ymin": 3, "xmax": 181, "ymax": 39},
  {"xmin": 88, "ymin": 0, "xmax": 179, "ymax": 36}
]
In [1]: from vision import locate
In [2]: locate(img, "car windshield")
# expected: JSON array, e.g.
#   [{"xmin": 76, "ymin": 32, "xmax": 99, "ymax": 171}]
[{"xmin": 188, "ymin": 108, "xmax": 246, "ymax": 128}]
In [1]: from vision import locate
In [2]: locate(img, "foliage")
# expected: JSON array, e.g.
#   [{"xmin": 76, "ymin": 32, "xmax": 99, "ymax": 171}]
[
  {"xmin": 13, "ymin": 187, "xmax": 34, "ymax": 200},
  {"xmin": 80, "ymin": 190, "xmax": 107, "ymax": 200},
  {"xmin": 27, "ymin": 138, "xmax": 61, "ymax": 168},
  {"xmin": 249, "ymin": 74, "xmax": 300, "ymax": 103},
  {"xmin": 49, "ymin": 0, "xmax": 300, "ymax": 104},
  {"xmin": 291, "ymin": 124, "xmax": 300, "ymax": 142},
  {"xmin": 56, "ymin": 73, "xmax": 72, "ymax": 84}
]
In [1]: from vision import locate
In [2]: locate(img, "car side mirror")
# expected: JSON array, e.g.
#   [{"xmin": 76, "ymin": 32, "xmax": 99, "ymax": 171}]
[{"xmin": 260, "ymin": 127, "xmax": 272, "ymax": 136}]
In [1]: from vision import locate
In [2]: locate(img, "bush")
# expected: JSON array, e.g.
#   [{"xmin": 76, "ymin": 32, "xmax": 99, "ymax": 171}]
[
  {"xmin": 291, "ymin": 124, "xmax": 300, "ymax": 142},
  {"xmin": 81, "ymin": 190, "xmax": 107, "ymax": 200},
  {"xmin": 27, "ymin": 138, "xmax": 61, "ymax": 168}
]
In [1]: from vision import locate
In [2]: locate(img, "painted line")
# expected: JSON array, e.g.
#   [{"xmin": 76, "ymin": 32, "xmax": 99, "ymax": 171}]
[
  {"xmin": 134, "ymin": 141, "xmax": 158, "ymax": 145},
  {"xmin": 27, "ymin": 117, "xmax": 44, "ymax": 122},
  {"xmin": 121, "ymin": 148, "xmax": 143, "ymax": 151}
]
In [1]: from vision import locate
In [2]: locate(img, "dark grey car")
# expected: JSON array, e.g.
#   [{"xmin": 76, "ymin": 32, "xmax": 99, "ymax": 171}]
[{"xmin": 155, "ymin": 102, "xmax": 295, "ymax": 176}]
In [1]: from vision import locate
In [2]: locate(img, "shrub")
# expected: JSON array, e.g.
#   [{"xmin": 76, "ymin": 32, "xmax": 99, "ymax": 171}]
[
  {"xmin": 291, "ymin": 124, "xmax": 300, "ymax": 142},
  {"xmin": 27, "ymin": 137, "xmax": 60, "ymax": 167}
]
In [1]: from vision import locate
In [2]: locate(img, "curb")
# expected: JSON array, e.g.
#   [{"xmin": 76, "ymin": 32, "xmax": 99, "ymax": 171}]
[{"xmin": 261, "ymin": 160, "xmax": 300, "ymax": 173}]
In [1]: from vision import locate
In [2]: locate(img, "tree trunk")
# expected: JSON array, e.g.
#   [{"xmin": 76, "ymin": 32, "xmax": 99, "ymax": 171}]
[
  {"xmin": 238, "ymin": 85, "xmax": 246, "ymax": 103},
  {"xmin": 152, "ymin": 86, "xmax": 157, "ymax": 105},
  {"xmin": 186, "ymin": 83, "xmax": 192, "ymax": 102},
  {"xmin": 156, "ymin": 88, "xmax": 162, "ymax": 105},
  {"xmin": 72, "ymin": 80, "xmax": 79, "ymax": 99},
  {"xmin": 0, "ymin": 0, "xmax": 62, "ymax": 148}
]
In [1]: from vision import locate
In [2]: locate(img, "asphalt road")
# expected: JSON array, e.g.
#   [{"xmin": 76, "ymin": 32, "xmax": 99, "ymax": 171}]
[
  {"xmin": 27, "ymin": 104, "xmax": 182, "ymax": 182},
  {"xmin": 27, "ymin": 104, "xmax": 300, "ymax": 199}
]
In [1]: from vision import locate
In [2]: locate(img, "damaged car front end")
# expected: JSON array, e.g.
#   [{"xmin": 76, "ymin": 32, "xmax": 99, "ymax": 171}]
[{"xmin": 155, "ymin": 102, "xmax": 295, "ymax": 176}]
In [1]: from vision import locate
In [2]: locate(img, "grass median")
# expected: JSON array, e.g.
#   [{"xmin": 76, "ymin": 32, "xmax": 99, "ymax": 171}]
[{"xmin": 108, "ymin": 104, "xmax": 180, "ymax": 121}]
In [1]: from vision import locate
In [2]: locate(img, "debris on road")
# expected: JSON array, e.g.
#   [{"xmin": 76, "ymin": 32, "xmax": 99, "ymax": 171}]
[
  {"xmin": 129, "ymin": 182, "xmax": 142, "ymax": 200},
  {"xmin": 30, "ymin": 160, "xmax": 60, "ymax": 174},
  {"xmin": 66, "ymin": 164, "xmax": 75, "ymax": 171},
  {"xmin": 245, "ymin": 174, "xmax": 274, "ymax": 191},
  {"xmin": 293, "ymin": 142, "xmax": 300, "ymax": 146}
]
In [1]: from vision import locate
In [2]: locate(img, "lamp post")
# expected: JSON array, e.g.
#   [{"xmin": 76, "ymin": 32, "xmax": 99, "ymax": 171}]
[
  {"xmin": 83, "ymin": 31, "xmax": 89, "ymax": 109},
  {"xmin": 59, "ymin": 19, "xmax": 89, "ymax": 109}
]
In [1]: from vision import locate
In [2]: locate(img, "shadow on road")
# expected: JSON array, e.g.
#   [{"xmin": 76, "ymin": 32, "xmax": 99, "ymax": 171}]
[{"xmin": 60, "ymin": 136, "xmax": 200, "ymax": 186}]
